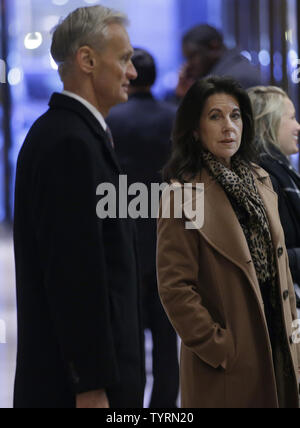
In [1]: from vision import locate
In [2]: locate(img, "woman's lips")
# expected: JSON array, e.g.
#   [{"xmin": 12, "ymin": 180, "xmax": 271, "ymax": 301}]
[{"xmin": 219, "ymin": 139, "xmax": 235, "ymax": 144}]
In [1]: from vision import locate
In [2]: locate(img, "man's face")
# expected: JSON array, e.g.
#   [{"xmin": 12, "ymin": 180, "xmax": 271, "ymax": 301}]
[
  {"xmin": 93, "ymin": 23, "xmax": 137, "ymax": 116},
  {"xmin": 183, "ymin": 42, "xmax": 212, "ymax": 79}
]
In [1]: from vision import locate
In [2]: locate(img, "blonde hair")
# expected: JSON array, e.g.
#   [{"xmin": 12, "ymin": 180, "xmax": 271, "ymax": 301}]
[
  {"xmin": 51, "ymin": 6, "xmax": 128, "ymax": 81},
  {"xmin": 247, "ymin": 86, "xmax": 288, "ymax": 155}
]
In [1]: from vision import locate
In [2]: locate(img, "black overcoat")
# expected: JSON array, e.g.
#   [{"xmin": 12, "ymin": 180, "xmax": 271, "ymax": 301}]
[
  {"xmin": 107, "ymin": 93, "xmax": 176, "ymax": 276},
  {"xmin": 259, "ymin": 146, "xmax": 300, "ymax": 286},
  {"xmin": 13, "ymin": 93, "xmax": 145, "ymax": 408}
]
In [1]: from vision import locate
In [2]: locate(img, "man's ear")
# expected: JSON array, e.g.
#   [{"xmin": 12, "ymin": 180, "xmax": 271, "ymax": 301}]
[{"xmin": 76, "ymin": 46, "xmax": 96, "ymax": 74}]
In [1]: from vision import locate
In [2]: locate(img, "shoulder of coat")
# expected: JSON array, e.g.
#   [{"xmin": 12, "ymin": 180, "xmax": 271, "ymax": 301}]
[{"xmin": 251, "ymin": 163, "xmax": 270, "ymax": 181}]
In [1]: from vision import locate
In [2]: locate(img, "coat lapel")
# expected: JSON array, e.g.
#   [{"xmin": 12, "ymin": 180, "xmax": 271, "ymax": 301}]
[
  {"xmin": 49, "ymin": 93, "xmax": 122, "ymax": 174},
  {"xmin": 182, "ymin": 167, "xmax": 279, "ymax": 305}
]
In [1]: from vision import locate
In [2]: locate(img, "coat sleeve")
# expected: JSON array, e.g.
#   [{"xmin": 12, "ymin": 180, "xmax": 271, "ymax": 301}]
[
  {"xmin": 157, "ymin": 191, "xmax": 235, "ymax": 370},
  {"xmin": 269, "ymin": 174, "xmax": 300, "ymax": 284},
  {"xmin": 285, "ymin": 252, "xmax": 300, "ymax": 370},
  {"xmin": 32, "ymin": 137, "xmax": 119, "ymax": 395}
]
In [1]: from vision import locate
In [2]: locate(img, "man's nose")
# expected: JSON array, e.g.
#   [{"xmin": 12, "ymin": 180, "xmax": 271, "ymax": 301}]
[{"xmin": 127, "ymin": 61, "xmax": 137, "ymax": 80}]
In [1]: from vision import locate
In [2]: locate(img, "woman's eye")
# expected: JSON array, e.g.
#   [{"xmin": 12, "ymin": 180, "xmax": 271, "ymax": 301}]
[
  {"xmin": 209, "ymin": 114, "xmax": 219, "ymax": 120},
  {"xmin": 232, "ymin": 113, "xmax": 241, "ymax": 120}
]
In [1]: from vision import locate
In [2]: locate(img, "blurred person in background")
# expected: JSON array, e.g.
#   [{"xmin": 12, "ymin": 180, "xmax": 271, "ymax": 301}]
[
  {"xmin": 107, "ymin": 48, "xmax": 179, "ymax": 408},
  {"xmin": 248, "ymin": 86, "xmax": 300, "ymax": 316},
  {"xmin": 173, "ymin": 24, "xmax": 261, "ymax": 102},
  {"xmin": 157, "ymin": 77, "xmax": 300, "ymax": 408},
  {"xmin": 13, "ymin": 5, "xmax": 145, "ymax": 409}
]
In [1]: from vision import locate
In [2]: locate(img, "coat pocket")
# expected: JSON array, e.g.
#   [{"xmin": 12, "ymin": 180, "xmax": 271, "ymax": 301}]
[{"xmin": 222, "ymin": 329, "xmax": 238, "ymax": 373}]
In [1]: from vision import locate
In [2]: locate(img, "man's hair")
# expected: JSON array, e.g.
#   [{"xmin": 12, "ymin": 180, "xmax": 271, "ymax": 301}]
[
  {"xmin": 130, "ymin": 48, "xmax": 156, "ymax": 87},
  {"xmin": 183, "ymin": 24, "xmax": 224, "ymax": 49},
  {"xmin": 247, "ymin": 86, "xmax": 288, "ymax": 156},
  {"xmin": 51, "ymin": 5, "xmax": 129, "ymax": 81}
]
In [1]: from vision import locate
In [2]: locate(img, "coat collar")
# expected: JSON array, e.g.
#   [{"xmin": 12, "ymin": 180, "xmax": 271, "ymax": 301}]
[
  {"xmin": 180, "ymin": 166, "xmax": 280, "ymax": 304},
  {"xmin": 49, "ymin": 93, "xmax": 122, "ymax": 173}
]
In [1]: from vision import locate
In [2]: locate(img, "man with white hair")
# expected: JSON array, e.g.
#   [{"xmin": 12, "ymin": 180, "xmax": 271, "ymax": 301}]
[{"xmin": 13, "ymin": 6, "xmax": 144, "ymax": 408}]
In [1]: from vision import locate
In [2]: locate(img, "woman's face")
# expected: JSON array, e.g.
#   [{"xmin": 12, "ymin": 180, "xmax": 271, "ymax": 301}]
[
  {"xmin": 277, "ymin": 98, "xmax": 300, "ymax": 156},
  {"xmin": 195, "ymin": 93, "xmax": 243, "ymax": 168}
]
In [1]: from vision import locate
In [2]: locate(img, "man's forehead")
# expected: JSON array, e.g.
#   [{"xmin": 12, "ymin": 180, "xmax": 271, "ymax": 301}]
[
  {"xmin": 183, "ymin": 42, "xmax": 207, "ymax": 55},
  {"xmin": 105, "ymin": 22, "xmax": 130, "ymax": 42}
]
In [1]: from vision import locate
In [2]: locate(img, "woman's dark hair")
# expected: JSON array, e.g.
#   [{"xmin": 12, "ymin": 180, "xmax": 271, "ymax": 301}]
[{"xmin": 163, "ymin": 76, "xmax": 258, "ymax": 183}]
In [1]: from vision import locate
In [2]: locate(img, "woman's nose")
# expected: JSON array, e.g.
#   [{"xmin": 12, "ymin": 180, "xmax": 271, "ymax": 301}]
[{"xmin": 222, "ymin": 117, "xmax": 235, "ymax": 131}]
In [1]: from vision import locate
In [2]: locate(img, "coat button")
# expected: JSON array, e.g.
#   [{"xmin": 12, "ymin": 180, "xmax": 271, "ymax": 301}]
[
  {"xmin": 283, "ymin": 290, "xmax": 289, "ymax": 300},
  {"xmin": 277, "ymin": 247, "xmax": 284, "ymax": 258}
]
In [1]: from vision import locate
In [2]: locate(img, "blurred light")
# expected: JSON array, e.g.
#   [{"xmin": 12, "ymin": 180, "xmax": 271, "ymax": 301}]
[
  {"xmin": 42, "ymin": 16, "xmax": 60, "ymax": 32},
  {"xmin": 52, "ymin": 0, "xmax": 69, "ymax": 5},
  {"xmin": 50, "ymin": 54, "xmax": 59, "ymax": 71},
  {"xmin": 274, "ymin": 52, "xmax": 282, "ymax": 66},
  {"xmin": 285, "ymin": 29, "xmax": 293, "ymax": 44},
  {"xmin": 258, "ymin": 50, "xmax": 270, "ymax": 67},
  {"xmin": 24, "ymin": 32, "xmax": 43, "ymax": 50},
  {"xmin": 8, "ymin": 22, "xmax": 19, "ymax": 37},
  {"xmin": 250, "ymin": 51, "xmax": 259, "ymax": 66},
  {"xmin": 7, "ymin": 52, "xmax": 21, "ymax": 68},
  {"xmin": 8, "ymin": 68, "xmax": 23, "ymax": 86},
  {"xmin": 288, "ymin": 49, "xmax": 298, "ymax": 65},
  {"xmin": 241, "ymin": 51, "xmax": 252, "ymax": 62},
  {"xmin": 274, "ymin": 65, "xmax": 283, "ymax": 82},
  {"xmin": 0, "ymin": 59, "xmax": 6, "ymax": 84},
  {"xmin": 84, "ymin": 0, "xmax": 98, "ymax": 3}
]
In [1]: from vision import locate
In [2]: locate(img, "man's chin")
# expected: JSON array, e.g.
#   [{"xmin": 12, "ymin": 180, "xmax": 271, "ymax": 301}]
[{"xmin": 119, "ymin": 93, "xmax": 129, "ymax": 103}]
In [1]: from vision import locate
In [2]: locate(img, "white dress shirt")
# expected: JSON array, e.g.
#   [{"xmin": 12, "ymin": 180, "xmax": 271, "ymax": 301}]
[{"xmin": 62, "ymin": 90, "xmax": 107, "ymax": 132}]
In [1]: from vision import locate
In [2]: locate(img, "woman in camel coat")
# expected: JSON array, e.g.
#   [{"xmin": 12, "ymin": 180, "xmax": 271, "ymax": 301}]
[{"xmin": 157, "ymin": 77, "xmax": 300, "ymax": 408}]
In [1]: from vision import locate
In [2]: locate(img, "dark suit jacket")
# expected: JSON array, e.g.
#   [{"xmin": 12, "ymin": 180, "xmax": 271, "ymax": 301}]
[
  {"xmin": 210, "ymin": 48, "xmax": 261, "ymax": 89},
  {"xmin": 13, "ymin": 93, "xmax": 145, "ymax": 408},
  {"xmin": 107, "ymin": 93, "xmax": 176, "ymax": 276}
]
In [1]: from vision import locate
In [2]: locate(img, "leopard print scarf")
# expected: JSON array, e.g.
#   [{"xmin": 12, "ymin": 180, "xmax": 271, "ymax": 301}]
[
  {"xmin": 202, "ymin": 151, "xmax": 277, "ymax": 292},
  {"xmin": 202, "ymin": 151, "xmax": 294, "ymax": 396}
]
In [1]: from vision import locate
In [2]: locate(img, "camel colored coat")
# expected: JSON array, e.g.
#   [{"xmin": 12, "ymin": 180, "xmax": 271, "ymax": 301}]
[{"xmin": 157, "ymin": 166, "xmax": 300, "ymax": 408}]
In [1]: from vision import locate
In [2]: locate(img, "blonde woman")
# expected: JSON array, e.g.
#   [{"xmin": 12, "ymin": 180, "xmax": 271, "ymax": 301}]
[{"xmin": 248, "ymin": 87, "xmax": 300, "ymax": 314}]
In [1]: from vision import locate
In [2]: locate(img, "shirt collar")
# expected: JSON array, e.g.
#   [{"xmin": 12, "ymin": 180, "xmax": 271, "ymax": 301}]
[{"xmin": 62, "ymin": 90, "xmax": 107, "ymax": 132}]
